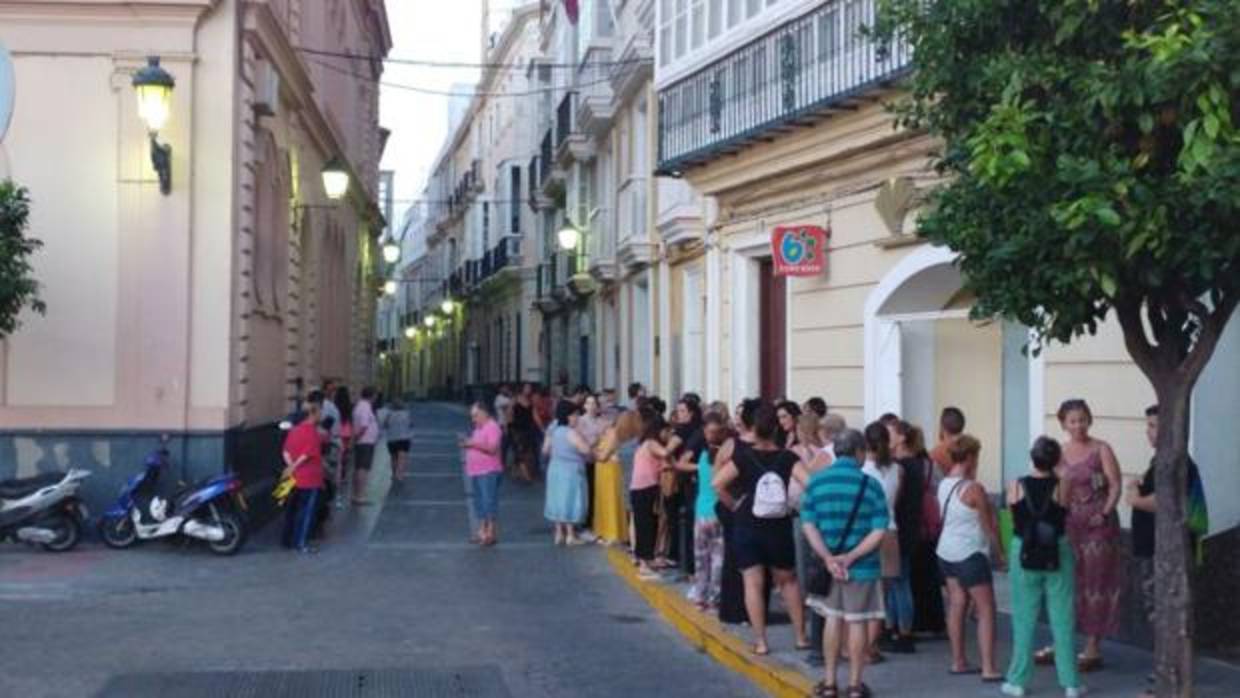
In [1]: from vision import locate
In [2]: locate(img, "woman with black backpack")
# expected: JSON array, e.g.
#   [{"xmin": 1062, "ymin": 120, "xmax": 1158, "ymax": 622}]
[{"xmin": 1001, "ymin": 437, "xmax": 1085, "ymax": 698}]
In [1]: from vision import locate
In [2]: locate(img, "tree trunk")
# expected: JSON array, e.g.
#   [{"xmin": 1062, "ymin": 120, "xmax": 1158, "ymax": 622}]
[{"xmin": 1150, "ymin": 379, "xmax": 1194, "ymax": 698}]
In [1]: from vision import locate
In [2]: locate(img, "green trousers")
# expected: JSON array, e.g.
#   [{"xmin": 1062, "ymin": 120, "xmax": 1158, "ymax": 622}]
[{"xmin": 1005, "ymin": 538, "xmax": 1081, "ymax": 690}]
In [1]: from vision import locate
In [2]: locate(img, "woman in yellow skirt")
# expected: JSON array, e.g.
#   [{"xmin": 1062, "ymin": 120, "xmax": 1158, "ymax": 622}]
[{"xmin": 593, "ymin": 410, "xmax": 641, "ymax": 544}]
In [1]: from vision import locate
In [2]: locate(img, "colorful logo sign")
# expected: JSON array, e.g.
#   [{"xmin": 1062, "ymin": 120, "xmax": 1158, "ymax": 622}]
[{"xmin": 772, "ymin": 225, "xmax": 830, "ymax": 276}]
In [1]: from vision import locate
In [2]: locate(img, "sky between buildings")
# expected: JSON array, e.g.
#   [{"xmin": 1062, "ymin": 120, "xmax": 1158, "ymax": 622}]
[{"xmin": 380, "ymin": 1, "xmax": 527, "ymax": 229}]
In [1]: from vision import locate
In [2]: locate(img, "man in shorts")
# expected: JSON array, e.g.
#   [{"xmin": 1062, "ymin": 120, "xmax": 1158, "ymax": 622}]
[{"xmin": 801, "ymin": 428, "xmax": 890, "ymax": 698}]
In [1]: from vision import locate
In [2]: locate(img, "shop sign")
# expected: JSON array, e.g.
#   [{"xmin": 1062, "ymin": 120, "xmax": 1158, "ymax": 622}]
[{"xmin": 771, "ymin": 225, "xmax": 830, "ymax": 276}]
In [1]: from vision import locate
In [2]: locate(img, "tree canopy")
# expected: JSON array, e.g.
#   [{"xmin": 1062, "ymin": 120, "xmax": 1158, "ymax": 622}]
[
  {"xmin": 875, "ymin": 0, "xmax": 1240, "ymax": 361},
  {"xmin": 0, "ymin": 180, "xmax": 45, "ymax": 339}
]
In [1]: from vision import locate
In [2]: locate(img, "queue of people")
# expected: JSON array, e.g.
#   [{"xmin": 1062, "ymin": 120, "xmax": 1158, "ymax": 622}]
[{"xmin": 479, "ymin": 383, "xmax": 1206, "ymax": 698}]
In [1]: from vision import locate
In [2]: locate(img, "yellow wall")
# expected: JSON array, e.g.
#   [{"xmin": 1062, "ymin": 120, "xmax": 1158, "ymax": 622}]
[{"xmin": 935, "ymin": 318, "xmax": 1003, "ymax": 488}]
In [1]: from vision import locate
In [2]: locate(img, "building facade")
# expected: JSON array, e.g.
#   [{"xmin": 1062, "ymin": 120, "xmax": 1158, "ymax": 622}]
[
  {"xmin": 0, "ymin": 0, "xmax": 391, "ymax": 515},
  {"xmin": 405, "ymin": 4, "xmax": 544, "ymax": 399},
  {"xmin": 655, "ymin": 0, "xmax": 1240, "ymax": 644}
]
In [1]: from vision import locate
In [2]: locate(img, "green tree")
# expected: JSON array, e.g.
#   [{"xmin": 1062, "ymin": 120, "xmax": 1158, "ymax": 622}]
[
  {"xmin": 873, "ymin": 2, "xmax": 1239, "ymax": 695},
  {"xmin": 0, "ymin": 180, "xmax": 45, "ymax": 338}
]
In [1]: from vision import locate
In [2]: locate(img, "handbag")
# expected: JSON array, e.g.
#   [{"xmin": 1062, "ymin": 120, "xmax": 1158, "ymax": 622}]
[
  {"xmin": 879, "ymin": 530, "xmax": 902, "ymax": 578},
  {"xmin": 920, "ymin": 459, "xmax": 943, "ymax": 540}
]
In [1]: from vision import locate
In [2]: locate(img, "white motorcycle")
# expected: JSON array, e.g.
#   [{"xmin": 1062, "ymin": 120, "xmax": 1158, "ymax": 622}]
[{"xmin": 0, "ymin": 469, "xmax": 91, "ymax": 552}]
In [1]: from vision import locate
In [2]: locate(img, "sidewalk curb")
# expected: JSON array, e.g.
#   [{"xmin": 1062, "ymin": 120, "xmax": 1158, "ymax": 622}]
[{"xmin": 605, "ymin": 548, "xmax": 815, "ymax": 698}]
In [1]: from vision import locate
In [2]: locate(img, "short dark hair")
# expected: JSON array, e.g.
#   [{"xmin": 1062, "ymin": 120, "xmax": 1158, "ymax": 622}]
[
  {"xmin": 555, "ymin": 399, "xmax": 582, "ymax": 425},
  {"xmin": 805, "ymin": 397, "xmax": 828, "ymax": 418},
  {"xmin": 752, "ymin": 404, "xmax": 780, "ymax": 442},
  {"xmin": 1057, "ymin": 399, "xmax": 1093, "ymax": 424},
  {"xmin": 682, "ymin": 392, "xmax": 702, "ymax": 407},
  {"xmin": 879, "ymin": 412, "xmax": 900, "ymax": 427},
  {"xmin": 638, "ymin": 406, "xmax": 665, "ymax": 443},
  {"xmin": 1030, "ymin": 436, "xmax": 1061, "ymax": 473},
  {"xmin": 361, "ymin": 386, "xmax": 376, "ymax": 400},
  {"xmin": 1145, "ymin": 404, "xmax": 1159, "ymax": 418},
  {"xmin": 940, "ymin": 407, "xmax": 966, "ymax": 436},
  {"xmin": 776, "ymin": 400, "xmax": 802, "ymax": 419},
  {"xmin": 305, "ymin": 389, "xmax": 324, "ymax": 406},
  {"xmin": 865, "ymin": 420, "xmax": 893, "ymax": 465},
  {"xmin": 739, "ymin": 398, "xmax": 765, "ymax": 429},
  {"xmin": 627, "ymin": 382, "xmax": 644, "ymax": 399},
  {"xmin": 648, "ymin": 396, "xmax": 667, "ymax": 417}
]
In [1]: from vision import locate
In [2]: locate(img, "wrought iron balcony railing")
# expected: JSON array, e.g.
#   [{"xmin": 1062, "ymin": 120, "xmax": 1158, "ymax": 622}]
[
  {"xmin": 656, "ymin": 0, "xmax": 910, "ymax": 174},
  {"xmin": 539, "ymin": 130, "xmax": 553, "ymax": 186}
]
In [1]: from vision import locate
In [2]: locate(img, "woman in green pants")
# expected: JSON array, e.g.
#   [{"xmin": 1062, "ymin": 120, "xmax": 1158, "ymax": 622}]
[{"xmin": 1002, "ymin": 437, "xmax": 1085, "ymax": 698}]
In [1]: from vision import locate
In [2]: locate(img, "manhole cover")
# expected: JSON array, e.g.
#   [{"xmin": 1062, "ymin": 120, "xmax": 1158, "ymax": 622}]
[{"xmin": 95, "ymin": 667, "xmax": 512, "ymax": 698}]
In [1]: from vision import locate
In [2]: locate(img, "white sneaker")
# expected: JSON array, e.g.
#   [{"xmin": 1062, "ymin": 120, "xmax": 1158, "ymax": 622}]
[
  {"xmin": 1065, "ymin": 687, "xmax": 1088, "ymax": 698},
  {"xmin": 1000, "ymin": 683, "xmax": 1025, "ymax": 697}
]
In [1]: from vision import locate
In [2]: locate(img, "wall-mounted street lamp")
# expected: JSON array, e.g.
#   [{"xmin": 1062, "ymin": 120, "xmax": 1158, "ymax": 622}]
[
  {"xmin": 383, "ymin": 280, "xmax": 398, "ymax": 296},
  {"xmin": 557, "ymin": 225, "xmax": 580, "ymax": 251},
  {"xmin": 321, "ymin": 156, "xmax": 349, "ymax": 200},
  {"xmin": 382, "ymin": 239, "xmax": 401, "ymax": 264},
  {"xmin": 404, "ymin": 326, "xmax": 416, "ymax": 339},
  {"xmin": 132, "ymin": 57, "xmax": 174, "ymax": 195},
  {"xmin": 423, "ymin": 315, "xmax": 436, "ymax": 328},
  {"xmin": 441, "ymin": 298, "xmax": 456, "ymax": 314}
]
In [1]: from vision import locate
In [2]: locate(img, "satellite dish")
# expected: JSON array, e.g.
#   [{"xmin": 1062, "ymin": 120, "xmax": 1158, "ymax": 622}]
[{"xmin": 0, "ymin": 39, "xmax": 14, "ymax": 143}]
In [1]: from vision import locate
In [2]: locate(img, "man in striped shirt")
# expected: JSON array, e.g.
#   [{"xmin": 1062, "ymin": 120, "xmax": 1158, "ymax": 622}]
[{"xmin": 801, "ymin": 428, "xmax": 889, "ymax": 698}]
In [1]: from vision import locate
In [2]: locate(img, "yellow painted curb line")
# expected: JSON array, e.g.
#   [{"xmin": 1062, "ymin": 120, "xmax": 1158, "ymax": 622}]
[{"xmin": 606, "ymin": 547, "xmax": 815, "ymax": 698}]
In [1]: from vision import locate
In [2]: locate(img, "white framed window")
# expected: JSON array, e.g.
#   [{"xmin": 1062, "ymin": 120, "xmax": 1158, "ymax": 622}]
[
  {"xmin": 691, "ymin": 0, "xmax": 706, "ymax": 51},
  {"xmin": 674, "ymin": 0, "xmax": 688, "ymax": 62},
  {"xmin": 746, "ymin": 0, "xmax": 761, "ymax": 18},
  {"xmin": 708, "ymin": 0, "xmax": 723, "ymax": 39}
]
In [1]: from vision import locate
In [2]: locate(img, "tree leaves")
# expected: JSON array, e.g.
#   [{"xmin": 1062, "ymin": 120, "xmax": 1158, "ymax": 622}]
[
  {"xmin": 0, "ymin": 180, "xmax": 46, "ymax": 339},
  {"xmin": 873, "ymin": 0, "xmax": 1240, "ymax": 351}
]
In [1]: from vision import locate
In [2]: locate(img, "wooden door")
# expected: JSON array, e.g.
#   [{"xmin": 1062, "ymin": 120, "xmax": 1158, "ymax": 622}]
[{"xmin": 759, "ymin": 259, "xmax": 787, "ymax": 400}]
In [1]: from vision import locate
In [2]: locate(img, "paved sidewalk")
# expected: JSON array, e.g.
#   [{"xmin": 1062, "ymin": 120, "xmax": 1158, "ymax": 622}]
[{"xmin": 611, "ymin": 551, "xmax": 1240, "ymax": 697}]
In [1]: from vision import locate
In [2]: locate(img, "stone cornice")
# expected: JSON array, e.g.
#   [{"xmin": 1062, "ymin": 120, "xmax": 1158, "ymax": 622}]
[{"xmin": 242, "ymin": 1, "xmax": 383, "ymax": 226}]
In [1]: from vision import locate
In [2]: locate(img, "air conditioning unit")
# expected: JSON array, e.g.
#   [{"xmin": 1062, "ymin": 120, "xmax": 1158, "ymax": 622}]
[{"xmin": 253, "ymin": 59, "xmax": 280, "ymax": 117}]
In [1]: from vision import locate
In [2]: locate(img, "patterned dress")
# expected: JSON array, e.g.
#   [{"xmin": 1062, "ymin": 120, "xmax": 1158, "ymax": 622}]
[{"xmin": 1063, "ymin": 447, "xmax": 1123, "ymax": 637}]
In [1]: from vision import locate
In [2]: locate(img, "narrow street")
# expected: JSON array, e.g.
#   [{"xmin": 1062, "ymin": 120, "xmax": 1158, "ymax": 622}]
[{"xmin": 0, "ymin": 404, "xmax": 760, "ymax": 698}]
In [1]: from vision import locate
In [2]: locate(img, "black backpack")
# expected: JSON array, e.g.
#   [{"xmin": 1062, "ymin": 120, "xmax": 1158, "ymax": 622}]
[{"xmin": 1019, "ymin": 477, "xmax": 1061, "ymax": 572}]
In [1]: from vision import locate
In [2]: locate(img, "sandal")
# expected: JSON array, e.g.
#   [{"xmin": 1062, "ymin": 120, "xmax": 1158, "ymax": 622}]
[
  {"xmin": 1033, "ymin": 647, "xmax": 1055, "ymax": 665},
  {"xmin": 846, "ymin": 683, "xmax": 872, "ymax": 698},
  {"xmin": 812, "ymin": 681, "xmax": 839, "ymax": 698},
  {"xmin": 1077, "ymin": 655, "xmax": 1104, "ymax": 673},
  {"xmin": 752, "ymin": 643, "xmax": 770, "ymax": 656},
  {"xmin": 796, "ymin": 640, "xmax": 813, "ymax": 651}
]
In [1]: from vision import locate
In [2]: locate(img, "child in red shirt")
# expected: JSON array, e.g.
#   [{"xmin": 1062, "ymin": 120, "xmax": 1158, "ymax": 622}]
[{"xmin": 281, "ymin": 394, "xmax": 326, "ymax": 553}]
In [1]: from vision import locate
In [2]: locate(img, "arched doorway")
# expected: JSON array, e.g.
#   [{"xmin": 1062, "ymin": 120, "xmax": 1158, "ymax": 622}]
[{"xmin": 864, "ymin": 245, "xmax": 1042, "ymax": 489}]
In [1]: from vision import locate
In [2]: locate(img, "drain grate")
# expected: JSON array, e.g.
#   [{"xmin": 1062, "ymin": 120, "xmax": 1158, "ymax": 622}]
[{"xmin": 95, "ymin": 667, "xmax": 512, "ymax": 698}]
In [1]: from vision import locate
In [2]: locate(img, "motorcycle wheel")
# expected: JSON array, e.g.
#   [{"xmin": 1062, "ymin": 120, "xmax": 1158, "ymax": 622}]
[
  {"xmin": 99, "ymin": 515, "xmax": 138, "ymax": 549},
  {"xmin": 41, "ymin": 513, "xmax": 81, "ymax": 552},
  {"xmin": 206, "ymin": 511, "xmax": 246, "ymax": 556}
]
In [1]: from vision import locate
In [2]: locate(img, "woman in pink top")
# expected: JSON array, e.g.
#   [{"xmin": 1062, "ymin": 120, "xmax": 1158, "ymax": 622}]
[
  {"xmin": 630, "ymin": 408, "xmax": 672, "ymax": 580},
  {"xmin": 460, "ymin": 402, "xmax": 504, "ymax": 546}
]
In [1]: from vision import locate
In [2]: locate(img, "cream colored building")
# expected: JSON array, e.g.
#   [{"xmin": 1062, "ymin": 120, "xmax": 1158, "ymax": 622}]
[
  {"xmin": 409, "ymin": 4, "xmax": 544, "ymax": 398},
  {"xmin": 0, "ymin": 0, "xmax": 391, "ymax": 514},
  {"xmin": 656, "ymin": 0, "xmax": 1240, "ymax": 536}
]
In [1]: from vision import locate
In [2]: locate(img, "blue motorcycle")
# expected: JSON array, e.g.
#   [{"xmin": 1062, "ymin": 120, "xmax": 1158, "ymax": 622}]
[{"xmin": 98, "ymin": 448, "xmax": 248, "ymax": 556}]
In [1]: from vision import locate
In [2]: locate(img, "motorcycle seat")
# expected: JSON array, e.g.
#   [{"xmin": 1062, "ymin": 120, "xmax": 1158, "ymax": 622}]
[{"xmin": 0, "ymin": 471, "xmax": 65, "ymax": 499}]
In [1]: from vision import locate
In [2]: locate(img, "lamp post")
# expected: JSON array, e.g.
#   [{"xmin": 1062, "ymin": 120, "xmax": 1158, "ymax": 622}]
[
  {"xmin": 556, "ymin": 224, "xmax": 580, "ymax": 252},
  {"xmin": 382, "ymin": 239, "xmax": 400, "ymax": 264},
  {"xmin": 441, "ymin": 298, "xmax": 455, "ymax": 315},
  {"xmin": 132, "ymin": 57, "xmax": 175, "ymax": 195},
  {"xmin": 404, "ymin": 325, "xmax": 416, "ymax": 340},
  {"xmin": 321, "ymin": 157, "xmax": 349, "ymax": 200},
  {"xmin": 424, "ymin": 315, "xmax": 436, "ymax": 328},
  {"xmin": 383, "ymin": 280, "xmax": 397, "ymax": 296}
]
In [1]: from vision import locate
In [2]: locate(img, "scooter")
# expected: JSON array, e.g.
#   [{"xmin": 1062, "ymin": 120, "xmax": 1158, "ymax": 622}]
[
  {"xmin": 0, "ymin": 469, "xmax": 91, "ymax": 552},
  {"xmin": 98, "ymin": 448, "xmax": 248, "ymax": 556}
]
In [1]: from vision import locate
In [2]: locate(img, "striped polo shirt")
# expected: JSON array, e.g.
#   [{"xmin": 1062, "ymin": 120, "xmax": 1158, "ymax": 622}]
[{"xmin": 801, "ymin": 456, "xmax": 889, "ymax": 583}]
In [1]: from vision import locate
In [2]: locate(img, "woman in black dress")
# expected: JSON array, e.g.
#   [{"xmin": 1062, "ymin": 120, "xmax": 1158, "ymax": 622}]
[
  {"xmin": 713, "ymin": 403, "xmax": 811, "ymax": 655},
  {"xmin": 892, "ymin": 420, "xmax": 946, "ymax": 636},
  {"xmin": 510, "ymin": 383, "xmax": 539, "ymax": 483}
]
